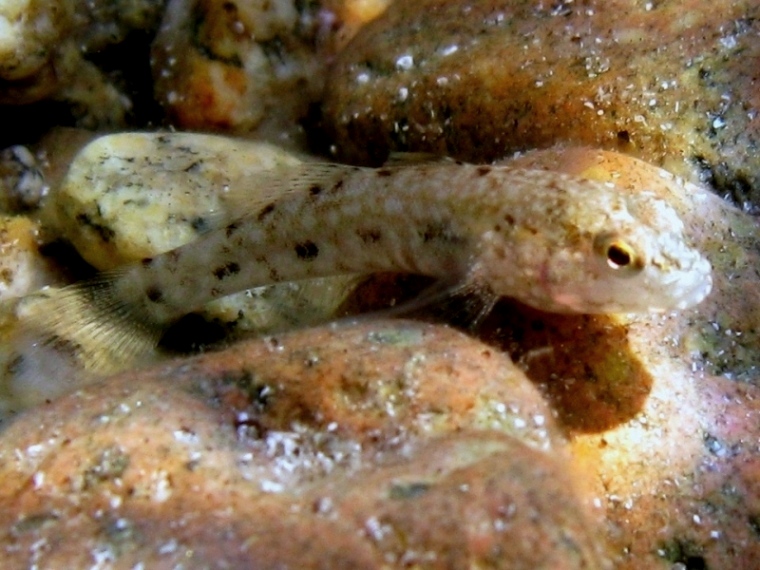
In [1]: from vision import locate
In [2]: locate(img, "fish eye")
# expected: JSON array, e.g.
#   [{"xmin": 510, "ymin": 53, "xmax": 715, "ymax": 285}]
[{"xmin": 593, "ymin": 233, "xmax": 645, "ymax": 275}]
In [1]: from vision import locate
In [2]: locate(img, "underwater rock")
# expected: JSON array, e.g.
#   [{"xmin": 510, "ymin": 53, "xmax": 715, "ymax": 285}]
[
  {"xmin": 323, "ymin": 0, "xmax": 760, "ymax": 211},
  {"xmin": 0, "ymin": 320, "xmax": 612, "ymax": 568}
]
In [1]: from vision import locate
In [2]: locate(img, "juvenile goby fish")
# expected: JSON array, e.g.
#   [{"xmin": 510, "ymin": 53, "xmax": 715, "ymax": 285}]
[{"xmin": 22, "ymin": 160, "xmax": 712, "ymax": 371}]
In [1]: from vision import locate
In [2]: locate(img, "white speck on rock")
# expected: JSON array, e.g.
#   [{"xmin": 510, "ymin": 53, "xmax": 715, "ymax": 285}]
[{"xmin": 395, "ymin": 54, "xmax": 414, "ymax": 70}]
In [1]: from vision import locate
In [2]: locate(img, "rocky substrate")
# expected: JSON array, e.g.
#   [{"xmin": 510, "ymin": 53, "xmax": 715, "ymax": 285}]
[{"xmin": 0, "ymin": 1, "xmax": 758, "ymax": 569}]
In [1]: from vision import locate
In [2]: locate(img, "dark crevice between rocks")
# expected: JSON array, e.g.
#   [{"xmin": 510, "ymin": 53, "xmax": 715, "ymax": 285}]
[
  {"xmin": 478, "ymin": 299, "xmax": 653, "ymax": 435},
  {"xmin": 692, "ymin": 154, "xmax": 760, "ymax": 214}
]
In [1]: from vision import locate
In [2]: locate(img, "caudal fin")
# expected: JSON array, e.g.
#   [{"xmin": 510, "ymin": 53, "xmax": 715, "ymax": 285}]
[{"xmin": 13, "ymin": 274, "xmax": 163, "ymax": 376}]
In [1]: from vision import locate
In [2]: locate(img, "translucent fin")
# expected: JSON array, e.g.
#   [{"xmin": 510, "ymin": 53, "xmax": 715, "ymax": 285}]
[
  {"xmin": 247, "ymin": 274, "xmax": 365, "ymax": 333},
  {"xmin": 344, "ymin": 276, "xmax": 499, "ymax": 331},
  {"xmin": 384, "ymin": 152, "xmax": 456, "ymax": 166},
  {"xmin": 14, "ymin": 276, "xmax": 163, "ymax": 376},
  {"xmin": 402, "ymin": 278, "xmax": 499, "ymax": 329},
  {"xmin": 224, "ymin": 163, "xmax": 366, "ymax": 213}
]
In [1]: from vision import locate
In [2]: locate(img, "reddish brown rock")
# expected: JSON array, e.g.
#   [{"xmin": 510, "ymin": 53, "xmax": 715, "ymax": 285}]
[
  {"xmin": 322, "ymin": 0, "xmax": 760, "ymax": 209},
  {"xmin": 0, "ymin": 320, "xmax": 612, "ymax": 568},
  {"xmin": 485, "ymin": 148, "xmax": 760, "ymax": 569},
  {"xmin": 151, "ymin": 0, "xmax": 391, "ymax": 138},
  {"xmin": 0, "ymin": 0, "xmax": 165, "ymax": 129},
  {"xmin": 315, "ymin": 432, "xmax": 610, "ymax": 569}
]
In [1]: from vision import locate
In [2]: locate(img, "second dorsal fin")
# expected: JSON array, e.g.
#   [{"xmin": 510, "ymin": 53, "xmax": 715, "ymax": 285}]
[{"xmin": 384, "ymin": 152, "xmax": 459, "ymax": 167}]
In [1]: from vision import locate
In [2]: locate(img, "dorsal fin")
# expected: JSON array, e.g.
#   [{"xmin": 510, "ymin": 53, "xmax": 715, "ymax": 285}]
[
  {"xmin": 224, "ymin": 162, "xmax": 367, "ymax": 212},
  {"xmin": 384, "ymin": 152, "xmax": 458, "ymax": 167}
]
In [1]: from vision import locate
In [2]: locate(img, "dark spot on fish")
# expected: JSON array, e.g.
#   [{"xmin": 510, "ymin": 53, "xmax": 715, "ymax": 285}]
[
  {"xmin": 309, "ymin": 184, "xmax": 323, "ymax": 196},
  {"xmin": 422, "ymin": 224, "xmax": 441, "ymax": 242},
  {"xmin": 294, "ymin": 240, "xmax": 319, "ymax": 260},
  {"xmin": 225, "ymin": 221, "xmax": 240, "ymax": 237},
  {"xmin": 376, "ymin": 168, "xmax": 393, "ymax": 177},
  {"xmin": 146, "ymin": 286, "xmax": 164, "ymax": 303},
  {"xmin": 210, "ymin": 287, "xmax": 221, "ymax": 297},
  {"xmin": 504, "ymin": 213, "xmax": 515, "ymax": 225},
  {"xmin": 332, "ymin": 179, "xmax": 344, "ymax": 192},
  {"xmin": 46, "ymin": 333, "xmax": 82, "ymax": 359},
  {"xmin": 357, "ymin": 228, "xmax": 382, "ymax": 243},
  {"xmin": 213, "ymin": 262, "xmax": 241, "ymax": 280},
  {"xmin": 191, "ymin": 216, "xmax": 209, "ymax": 232},
  {"xmin": 420, "ymin": 221, "xmax": 465, "ymax": 244},
  {"xmin": 257, "ymin": 203, "xmax": 276, "ymax": 221},
  {"xmin": 476, "ymin": 166, "xmax": 492, "ymax": 176},
  {"xmin": 141, "ymin": 257, "xmax": 154, "ymax": 267}
]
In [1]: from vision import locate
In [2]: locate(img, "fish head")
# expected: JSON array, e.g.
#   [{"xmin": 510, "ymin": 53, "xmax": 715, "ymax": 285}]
[
  {"xmin": 536, "ymin": 191, "xmax": 713, "ymax": 314},
  {"xmin": 477, "ymin": 183, "xmax": 712, "ymax": 314}
]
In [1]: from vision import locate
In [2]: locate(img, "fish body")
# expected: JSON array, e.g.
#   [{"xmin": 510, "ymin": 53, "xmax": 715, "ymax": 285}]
[
  {"xmin": 21, "ymin": 160, "xmax": 712, "ymax": 372},
  {"xmin": 115, "ymin": 161, "xmax": 711, "ymax": 319}
]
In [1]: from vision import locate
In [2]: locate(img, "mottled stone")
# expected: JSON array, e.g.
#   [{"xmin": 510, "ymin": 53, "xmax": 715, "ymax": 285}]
[
  {"xmin": 0, "ymin": 0, "xmax": 165, "ymax": 128},
  {"xmin": 36, "ymin": 131, "xmax": 360, "ymax": 345},
  {"xmin": 47, "ymin": 132, "xmax": 303, "ymax": 269},
  {"xmin": 152, "ymin": 0, "xmax": 390, "ymax": 138},
  {"xmin": 315, "ymin": 431, "xmax": 610, "ymax": 569},
  {"xmin": 0, "ymin": 215, "xmax": 58, "ymax": 301},
  {"xmin": 323, "ymin": 0, "xmax": 760, "ymax": 210},
  {"xmin": 0, "ymin": 145, "xmax": 46, "ymax": 212},
  {"xmin": 0, "ymin": 0, "xmax": 78, "ymax": 86},
  {"xmin": 0, "ymin": 321, "xmax": 611, "ymax": 568},
  {"xmin": 152, "ymin": 0, "xmax": 319, "ymax": 134}
]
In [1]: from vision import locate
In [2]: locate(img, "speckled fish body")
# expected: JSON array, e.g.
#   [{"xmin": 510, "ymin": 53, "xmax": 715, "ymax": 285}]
[{"xmin": 106, "ymin": 160, "xmax": 711, "ymax": 327}]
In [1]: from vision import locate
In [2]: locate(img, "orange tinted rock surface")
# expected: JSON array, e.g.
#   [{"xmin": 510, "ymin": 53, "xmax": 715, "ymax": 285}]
[
  {"xmin": 323, "ymin": 0, "xmax": 760, "ymax": 209},
  {"xmin": 0, "ymin": 320, "xmax": 611, "ymax": 568},
  {"xmin": 4, "ymin": 142, "xmax": 760, "ymax": 567},
  {"xmin": 152, "ymin": 0, "xmax": 390, "ymax": 137},
  {"xmin": 485, "ymin": 148, "xmax": 760, "ymax": 569}
]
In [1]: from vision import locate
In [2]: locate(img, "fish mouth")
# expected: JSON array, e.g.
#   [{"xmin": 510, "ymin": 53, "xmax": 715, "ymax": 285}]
[
  {"xmin": 649, "ymin": 255, "xmax": 713, "ymax": 312},
  {"xmin": 541, "ymin": 256, "xmax": 713, "ymax": 314},
  {"xmin": 675, "ymin": 266, "xmax": 713, "ymax": 310}
]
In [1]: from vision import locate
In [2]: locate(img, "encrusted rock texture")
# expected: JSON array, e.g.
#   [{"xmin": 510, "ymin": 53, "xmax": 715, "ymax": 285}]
[
  {"xmin": 323, "ymin": 0, "xmax": 760, "ymax": 209},
  {"xmin": 0, "ymin": 322, "xmax": 611, "ymax": 569},
  {"xmin": 0, "ymin": 1, "xmax": 759, "ymax": 569}
]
